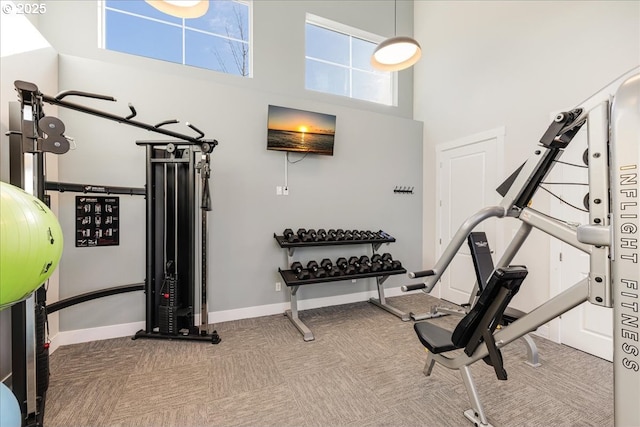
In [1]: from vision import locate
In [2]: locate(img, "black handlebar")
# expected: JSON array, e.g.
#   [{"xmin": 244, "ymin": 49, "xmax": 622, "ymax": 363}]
[
  {"xmin": 401, "ymin": 283, "xmax": 426, "ymax": 292},
  {"xmin": 408, "ymin": 269, "xmax": 435, "ymax": 279},
  {"xmin": 55, "ymin": 90, "xmax": 116, "ymax": 102}
]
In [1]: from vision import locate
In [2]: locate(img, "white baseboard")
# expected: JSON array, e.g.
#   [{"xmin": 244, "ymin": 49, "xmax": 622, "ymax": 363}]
[
  {"xmin": 50, "ymin": 287, "xmax": 410, "ymax": 351},
  {"xmin": 205, "ymin": 286, "xmax": 409, "ymax": 324},
  {"xmin": 50, "ymin": 320, "xmax": 145, "ymax": 353}
]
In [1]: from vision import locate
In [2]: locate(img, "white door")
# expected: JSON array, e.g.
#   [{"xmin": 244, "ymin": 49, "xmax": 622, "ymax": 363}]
[
  {"xmin": 547, "ymin": 120, "xmax": 613, "ymax": 361},
  {"xmin": 437, "ymin": 129, "xmax": 503, "ymax": 305}
]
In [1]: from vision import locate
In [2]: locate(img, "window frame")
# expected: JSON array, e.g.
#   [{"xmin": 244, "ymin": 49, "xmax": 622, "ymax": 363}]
[
  {"xmin": 305, "ymin": 13, "xmax": 396, "ymax": 106},
  {"xmin": 98, "ymin": 0, "xmax": 253, "ymax": 78}
]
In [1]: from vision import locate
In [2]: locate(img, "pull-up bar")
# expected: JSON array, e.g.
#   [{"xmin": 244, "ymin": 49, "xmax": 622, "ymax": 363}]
[{"xmin": 13, "ymin": 80, "xmax": 218, "ymax": 151}]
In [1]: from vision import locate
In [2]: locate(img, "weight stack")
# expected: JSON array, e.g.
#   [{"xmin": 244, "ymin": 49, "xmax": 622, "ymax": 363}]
[
  {"xmin": 158, "ymin": 305, "xmax": 178, "ymax": 334},
  {"xmin": 158, "ymin": 275, "xmax": 179, "ymax": 334},
  {"xmin": 160, "ymin": 276, "xmax": 179, "ymax": 307}
]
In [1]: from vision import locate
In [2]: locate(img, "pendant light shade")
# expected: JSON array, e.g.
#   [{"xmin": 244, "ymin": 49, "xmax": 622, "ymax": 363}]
[
  {"xmin": 145, "ymin": 0, "xmax": 209, "ymax": 19},
  {"xmin": 371, "ymin": 0, "xmax": 421, "ymax": 71},
  {"xmin": 371, "ymin": 36, "xmax": 421, "ymax": 71}
]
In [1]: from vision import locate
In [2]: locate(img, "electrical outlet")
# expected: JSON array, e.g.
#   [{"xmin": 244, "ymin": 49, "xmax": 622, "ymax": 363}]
[
  {"xmin": 283, "ymin": 186, "xmax": 289, "ymax": 196},
  {"xmin": 276, "ymin": 186, "xmax": 283, "ymax": 195},
  {"xmin": 352, "ymin": 279, "xmax": 356, "ymax": 283},
  {"xmin": 275, "ymin": 282, "xmax": 281, "ymax": 291}
]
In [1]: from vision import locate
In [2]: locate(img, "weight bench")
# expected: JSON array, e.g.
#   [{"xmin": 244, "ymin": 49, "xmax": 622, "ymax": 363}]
[
  {"xmin": 414, "ymin": 265, "xmax": 528, "ymax": 427},
  {"xmin": 414, "ymin": 232, "xmax": 540, "ymax": 367}
]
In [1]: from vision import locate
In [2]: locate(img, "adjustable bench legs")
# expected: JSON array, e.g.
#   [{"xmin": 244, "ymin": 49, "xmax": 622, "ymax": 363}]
[
  {"xmin": 423, "ymin": 353, "xmax": 493, "ymax": 426},
  {"xmin": 423, "ymin": 352, "xmax": 436, "ymax": 376},
  {"xmin": 460, "ymin": 365, "xmax": 493, "ymax": 427},
  {"xmin": 521, "ymin": 333, "xmax": 541, "ymax": 367}
]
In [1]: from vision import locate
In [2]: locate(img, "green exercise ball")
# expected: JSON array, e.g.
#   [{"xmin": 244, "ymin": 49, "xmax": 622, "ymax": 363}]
[{"xmin": 0, "ymin": 181, "xmax": 63, "ymax": 309}]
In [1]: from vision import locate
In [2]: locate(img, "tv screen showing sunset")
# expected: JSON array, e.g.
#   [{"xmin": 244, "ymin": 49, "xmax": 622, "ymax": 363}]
[{"xmin": 267, "ymin": 105, "xmax": 336, "ymax": 155}]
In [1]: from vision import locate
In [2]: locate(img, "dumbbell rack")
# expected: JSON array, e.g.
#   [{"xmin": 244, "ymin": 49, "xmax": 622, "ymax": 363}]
[{"xmin": 274, "ymin": 231, "xmax": 409, "ymax": 341}]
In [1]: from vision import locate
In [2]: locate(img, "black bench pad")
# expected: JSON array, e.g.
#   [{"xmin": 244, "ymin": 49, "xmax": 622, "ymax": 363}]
[{"xmin": 414, "ymin": 321, "xmax": 459, "ymax": 354}]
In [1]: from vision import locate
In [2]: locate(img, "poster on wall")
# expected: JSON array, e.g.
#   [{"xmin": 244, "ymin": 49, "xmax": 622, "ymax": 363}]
[{"xmin": 75, "ymin": 196, "xmax": 119, "ymax": 247}]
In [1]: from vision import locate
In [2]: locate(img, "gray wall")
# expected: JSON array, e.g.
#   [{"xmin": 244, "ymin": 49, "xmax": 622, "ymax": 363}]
[
  {"xmin": 28, "ymin": 1, "xmax": 423, "ymax": 332},
  {"xmin": 413, "ymin": 1, "xmax": 640, "ymax": 313}
]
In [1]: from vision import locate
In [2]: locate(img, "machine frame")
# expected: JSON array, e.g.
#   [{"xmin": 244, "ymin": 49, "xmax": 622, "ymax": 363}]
[{"xmin": 405, "ymin": 74, "xmax": 639, "ymax": 426}]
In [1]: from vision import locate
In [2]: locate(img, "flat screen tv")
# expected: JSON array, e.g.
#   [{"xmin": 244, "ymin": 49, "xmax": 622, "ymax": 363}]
[{"xmin": 267, "ymin": 105, "xmax": 336, "ymax": 156}]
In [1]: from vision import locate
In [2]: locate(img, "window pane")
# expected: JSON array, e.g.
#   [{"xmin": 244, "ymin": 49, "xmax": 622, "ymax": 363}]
[
  {"xmin": 186, "ymin": 1, "xmax": 249, "ymax": 42},
  {"xmin": 352, "ymin": 37, "xmax": 377, "ymax": 71},
  {"xmin": 305, "ymin": 24, "xmax": 349, "ymax": 66},
  {"xmin": 185, "ymin": 30, "xmax": 249, "ymax": 76},
  {"xmin": 306, "ymin": 59, "xmax": 348, "ymax": 97},
  {"xmin": 304, "ymin": 17, "xmax": 393, "ymax": 105},
  {"xmin": 105, "ymin": 0, "xmax": 181, "ymax": 25},
  {"xmin": 103, "ymin": 1, "xmax": 252, "ymax": 78},
  {"xmin": 352, "ymin": 70, "xmax": 392, "ymax": 105},
  {"xmin": 105, "ymin": 10, "xmax": 182, "ymax": 64}
]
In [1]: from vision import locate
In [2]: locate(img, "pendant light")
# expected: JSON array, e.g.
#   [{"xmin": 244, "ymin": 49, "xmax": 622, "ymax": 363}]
[
  {"xmin": 145, "ymin": 0, "xmax": 209, "ymax": 19},
  {"xmin": 371, "ymin": 0, "xmax": 421, "ymax": 71}
]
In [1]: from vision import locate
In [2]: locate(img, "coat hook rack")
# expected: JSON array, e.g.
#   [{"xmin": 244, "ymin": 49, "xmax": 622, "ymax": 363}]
[{"xmin": 394, "ymin": 186, "xmax": 414, "ymax": 194}]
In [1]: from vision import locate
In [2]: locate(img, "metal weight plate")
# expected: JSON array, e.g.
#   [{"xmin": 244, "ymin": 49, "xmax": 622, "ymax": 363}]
[
  {"xmin": 38, "ymin": 116, "xmax": 70, "ymax": 154},
  {"xmin": 40, "ymin": 136, "xmax": 70, "ymax": 154},
  {"xmin": 38, "ymin": 116, "xmax": 66, "ymax": 135}
]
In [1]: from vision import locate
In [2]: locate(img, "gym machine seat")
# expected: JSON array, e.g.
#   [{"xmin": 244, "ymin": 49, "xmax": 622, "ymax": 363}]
[{"xmin": 413, "ymin": 266, "xmax": 528, "ymax": 427}]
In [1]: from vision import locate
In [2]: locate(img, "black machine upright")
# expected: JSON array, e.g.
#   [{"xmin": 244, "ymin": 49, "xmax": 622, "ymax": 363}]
[{"xmin": 134, "ymin": 141, "xmax": 220, "ymax": 343}]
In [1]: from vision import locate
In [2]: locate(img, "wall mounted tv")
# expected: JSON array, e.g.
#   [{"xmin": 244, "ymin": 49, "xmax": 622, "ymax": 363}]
[{"xmin": 267, "ymin": 105, "xmax": 336, "ymax": 156}]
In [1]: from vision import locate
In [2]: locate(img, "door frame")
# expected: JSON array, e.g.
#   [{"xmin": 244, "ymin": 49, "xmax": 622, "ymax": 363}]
[{"xmin": 435, "ymin": 127, "xmax": 505, "ymax": 299}]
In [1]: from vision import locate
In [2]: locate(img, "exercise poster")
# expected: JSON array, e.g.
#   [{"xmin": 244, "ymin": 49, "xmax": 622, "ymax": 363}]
[{"xmin": 75, "ymin": 196, "xmax": 119, "ymax": 247}]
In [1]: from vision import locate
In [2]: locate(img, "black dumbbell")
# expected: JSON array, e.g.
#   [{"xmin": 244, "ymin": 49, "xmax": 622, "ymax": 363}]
[
  {"xmin": 304, "ymin": 229, "xmax": 318, "ymax": 242},
  {"xmin": 317, "ymin": 229, "xmax": 327, "ymax": 241},
  {"xmin": 283, "ymin": 228, "xmax": 300, "ymax": 243},
  {"xmin": 320, "ymin": 258, "xmax": 332, "ymax": 270},
  {"xmin": 320, "ymin": 258, "xmax": 340, "ymax": 277},
  {"xmin": 344, "ymin": 230, "xmax": 354, "ymax": 240},
  {"xmin": 391, "ymin": 259, "xmax": 403, "ymax": 270},
  {"xmin": 371, "ymin": 253, "xmax": 391, "ymax": 271},
  {"xmin": 307, "ymin": 260, "xmax": 327, "ymax": 278},
  {"xmin": 327, "ymin": 229, "xmax": 337, "ymax": 241},
  {"xmin": 359, "ymin": 255, "xmax": 380, "ymax": 272},
  {"xmin": 364, "ymin": 255, "xmax": 383, "ymax": 273},
  {"xmin": 296, "ymin": 228, "xmax": 307, "ymax": 240},
  {"xmin": 291, "ymin": 261, "xmax": 310, "ymax": 280},
  {"xmin": 348, "ymin": 256, "xmax": 369, "ymax": 274},
  {"xmin": 335, "ymin": 230, "xmax": 346, "ymax": 240},
  {"xmin": 336, "ymin": 257, "xmax": 356, "ymax": 275},
  {"xmin": 351, "ymin": 230, "xmax": 362, "ymax": 240},
  {"xmin": 382, "ymin": 253, "xmax": 394, "ymax": 270},
  {"xmin": 371, "ymin": 253, "xmax": 384, "ymax": 270}
]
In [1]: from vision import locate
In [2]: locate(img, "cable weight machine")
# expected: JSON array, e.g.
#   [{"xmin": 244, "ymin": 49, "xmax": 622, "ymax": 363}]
[
  {"xmin": 133, "ymin": 140, "xmax": 220, "ymax": 343},
  {"xmin": 8, "ymin": 80, "xmax": 220, "ymax": 426}
]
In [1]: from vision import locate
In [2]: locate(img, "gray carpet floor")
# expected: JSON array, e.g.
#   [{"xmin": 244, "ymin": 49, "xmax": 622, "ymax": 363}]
[{"xmin": 44, "ymin": 293, "xmax": 613, "ymax": 427}]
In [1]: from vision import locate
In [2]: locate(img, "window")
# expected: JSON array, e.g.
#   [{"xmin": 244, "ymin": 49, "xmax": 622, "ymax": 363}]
[
  {"xmin": 101, "ymin": 1, "xmax": 251, "ymax": 77},
  {"xmin": 305, "ymin": 14, "xmax": 393, "ymax": 106}
]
